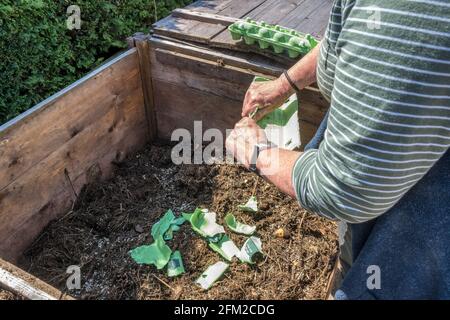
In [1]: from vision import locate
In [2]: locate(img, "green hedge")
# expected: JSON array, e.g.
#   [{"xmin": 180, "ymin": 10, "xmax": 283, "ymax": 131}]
[{"xmin": 0, "ymin": 0, "xmax": 192, "ymax": 125}]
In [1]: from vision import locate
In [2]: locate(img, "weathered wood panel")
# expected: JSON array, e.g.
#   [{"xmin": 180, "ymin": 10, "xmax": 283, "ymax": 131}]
[
  {"xmin": 0, "ymin": 50, "xmax": 141, "ymax": 190},
  {"xmin": 153, "ymin": 0, "xmax": 234, "ymax": 43},
  {"xmin": 153, "ymin": 79, "xmax": 243, "ymax": 140},
  {"xmin": 0, "ymin": 49, "xmax": 148, "ymax": 262},
  {"xmin": 153, "ymin": 0, "xmax": 267, "ymax": 45},
  {"xmin": 151, "ymin": 49, "xmax": 256, "ymax": 101}
]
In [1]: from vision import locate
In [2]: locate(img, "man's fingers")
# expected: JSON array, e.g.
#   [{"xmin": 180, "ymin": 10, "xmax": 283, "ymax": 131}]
[
  {"xmin": 242, "ymin": 90, "xmax": 252, "ymax": 117},
  {"xmin": 252, "ymin": 105, "xmax": 276, "ymax": 122}
]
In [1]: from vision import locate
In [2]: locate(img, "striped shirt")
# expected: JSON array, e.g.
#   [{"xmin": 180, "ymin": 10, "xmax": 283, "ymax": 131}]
[{"xmin": 292, "ymin": 0, "xmax": 450, "ymax": 223}]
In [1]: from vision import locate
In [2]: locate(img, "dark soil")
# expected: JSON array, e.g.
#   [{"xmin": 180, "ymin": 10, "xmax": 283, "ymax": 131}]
[{"xmin": 20, "ymin": 143, "xmax": 338, "ymax": 300}]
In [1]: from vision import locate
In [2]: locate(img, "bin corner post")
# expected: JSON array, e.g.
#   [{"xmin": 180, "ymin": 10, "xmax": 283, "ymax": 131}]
[{"xmin": 133, "ymin": 32, "xmax": 157, "ymax": 142}]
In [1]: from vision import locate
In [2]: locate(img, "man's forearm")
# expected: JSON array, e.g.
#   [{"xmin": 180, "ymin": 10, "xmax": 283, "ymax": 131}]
[
  {"xmin": 256, "ymin": 148, "xmax": 302, "ymax": 199},
  {"xmin": 284, "ymin": 42, "xmax": 321, "ymax": 91}
]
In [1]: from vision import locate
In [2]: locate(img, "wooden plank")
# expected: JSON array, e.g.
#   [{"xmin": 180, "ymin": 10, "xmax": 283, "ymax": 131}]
[
  {"xmin": 150, "ymin": 36, "xmax": 284, "ymax": 77},
  {"xmin": 0, "ymin": 269, "xmax": 55, "ymax": 300},
  {"xmin": 0, "ymin": 50, "xmax": 141, "ymax": 191},
  {"xmin": 0, "ymin": 258, "xmax": 72, "ymax": 300},
  {"xmin": 186, "ymin": 0, "xmax": 268, "ymax": 40},
  {"xmin": 250, "ymin": 0, "xmax": 306, "ymax": 25},
  {"xmin": 0, "ymin": 52, "xmax": 148, "ymax": 262},
  {"xmin": 153, "ymin": 0, "xmax": 267, "ymax": 44},
  {"xmin": 133, "ymin": 33, "xmax": 157, "ymax": 140},
  {"xmin": 153, "ymin": 0, "xmax": 235, "ymax": 43},
  {"xmin": 172, "ymin": 8, "xmax": 238, "ymax": 25},
  {"xmin": 151, "ymin": 48, "xmax": 255, "ymax": 101},
  {"xmin": 282, "ymin": 0, "xmax": 332, "ymax": 36},
  {"xmin": 153, "ymin": 79, "xmax": 243, "ymax": 140}
]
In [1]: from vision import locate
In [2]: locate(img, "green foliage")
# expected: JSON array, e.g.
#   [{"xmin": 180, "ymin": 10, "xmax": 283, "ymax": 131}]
[{"xmin": 0, "ymin": 0, "xmax": 192, "ymax": 124}]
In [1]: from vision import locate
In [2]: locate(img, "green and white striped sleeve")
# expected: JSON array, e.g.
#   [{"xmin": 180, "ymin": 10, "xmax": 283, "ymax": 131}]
[{"xmin": 293, "ymin": 0, "xmax": 450, "ymax": 223}]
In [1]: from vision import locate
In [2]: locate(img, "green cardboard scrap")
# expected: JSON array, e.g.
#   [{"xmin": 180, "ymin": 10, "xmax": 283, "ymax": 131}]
[
  {"xmin": 129, "ymin": 236, "xmax": 172, "ymax": 270},
  {"xmin": 196, "ymin": 261, "xmax": 229, "ymax": 290},
  {"xmin": 238, "ymin": 236, "xmax": 263, "ymax": 264},
  {"xmin": 224, "ymin": 213, "xmax": 256, "ymax": 236},
  {"xmin": 167, "ymin": 250, "xmax": 185, "ymax": 277},
  {"xmin": 238, "ymin": 196, "xmax": 258, "ymax": 213},
  {"xmin": 208, "ymin": 234, "xmax": 241, "ymax": 262},
  {"xmin": 183, "ymin": 208, "xmax": 225, "ymax": 238},
  {"xmin": 151, "ymin": 209, "xmax": 186, "ymax": 241}
]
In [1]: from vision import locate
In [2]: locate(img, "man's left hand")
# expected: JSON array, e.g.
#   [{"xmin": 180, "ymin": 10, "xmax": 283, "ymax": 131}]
[{"xmin": 226, "ymin": 117, "xmax": 268, "ymax": 169}]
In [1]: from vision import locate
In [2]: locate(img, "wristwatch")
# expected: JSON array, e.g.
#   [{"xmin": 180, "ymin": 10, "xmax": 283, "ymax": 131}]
[{"xmin": 249, "ymin": 143, "xmax": 275, "ymax": 174}]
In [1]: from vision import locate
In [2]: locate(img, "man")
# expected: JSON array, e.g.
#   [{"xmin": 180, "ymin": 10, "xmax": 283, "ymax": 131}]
[{"xmin": 226, "ymin": 0, "xmax": 450, "ymax": 299}]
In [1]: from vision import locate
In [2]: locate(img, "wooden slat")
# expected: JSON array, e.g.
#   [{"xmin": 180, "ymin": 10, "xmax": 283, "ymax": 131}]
[
  {"xmin": 0, "ymin": 258, "xmax": 72, "ymax": 300},
  {"xmin": 186, "ymin": 0, "xmax": 268, "ymax": 40},
  {"xmin": 153, "ymin": 79, "xmax": 243, "ymax": 140},
  {"xmin": 150, "ymin": 36, "xmax": 284, "ymax": 76},
  {"xmin": 172, "ymin": 8, "xmax": 238, "ymax": 25},
  {"xmin": 153, "ymin": 0, "xmax": 235, "ymax": 43},
  {"xmin": 0, "ymin": 50, "xmax": 148, "ymax": 262},
  {"xmin": 153, "ymin": 0, "xmax": 267, "ymax": 44},
  {"xmin": 133, "ymin": 33, "xmax": 158, "ymax": 140},
  {"xmin": 282, "ymin": 0, "xmax": 332, "ymax": 36},
  {"xmin": 151, "ymin": 49, "xmax": 255, "ymax": 101},
  {"xmin": 250, "ymin": 0, "xmax": 306, "ymax": 25}
]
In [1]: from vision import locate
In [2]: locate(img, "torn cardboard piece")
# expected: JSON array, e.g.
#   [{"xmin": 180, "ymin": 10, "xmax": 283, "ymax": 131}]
[
  {"xmin": 183, "ymin": 208, "xmax": 225, "ymax": 238},
  {"xmin": 129, "ymin": 236, "xmax": 172, "ymax": 270},
  {"xmin": 238, "ymin": 196, "xmax": 258, "ymax": 213},
  {"xmin": 225, "ymin": 213, "xmax": 256, "ymax": 236},
  {"xmin": 151, "ymin": 209, "xmax": 186, "ymax": 241},
  {"xmin": 253, "ymin": 76, "xmax": 301, "ymax": 150},
  {"xmin": 238, "ymin": 236, "xmax": 263, "ymax": 264},
  {"xmin": 196, "ymin": 261, "xmax": 229, "ymax": 290},
  {"xmin": 167, "ymin": 251, "xmax": 185, "ymax": 277},
  {"xmin": 208, "ymin": 234, "xmax": 241, "ymax": 262}
]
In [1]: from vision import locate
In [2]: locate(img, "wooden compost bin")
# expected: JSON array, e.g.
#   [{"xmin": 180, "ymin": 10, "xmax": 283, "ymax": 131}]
[{"xmin": 0, "ymin": 0, "xmax": 331, "ymax": 299}]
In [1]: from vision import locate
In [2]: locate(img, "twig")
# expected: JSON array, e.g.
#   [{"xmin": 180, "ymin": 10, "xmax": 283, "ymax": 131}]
[
  {"xmin": 298, "ymin": 212, "xmax": 307, "ymax": 233},
  {"xmin": 152, "ymin": 274, "xmax": 175, "ymax": 292},
  {"xmin": 251, "ymin": 177, "xmax": 259, "ymax": 196}
]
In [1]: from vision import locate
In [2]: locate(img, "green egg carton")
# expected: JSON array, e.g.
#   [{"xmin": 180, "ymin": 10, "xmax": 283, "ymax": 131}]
[{"xmin": 228, "ymin": 17, "xmax": 318, "ymax": 58}]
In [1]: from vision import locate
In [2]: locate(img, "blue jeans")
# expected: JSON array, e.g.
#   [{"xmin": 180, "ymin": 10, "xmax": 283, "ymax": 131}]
[{"xmin": 304, "ymin": 113, "xmax": 450, "ymax": 300}]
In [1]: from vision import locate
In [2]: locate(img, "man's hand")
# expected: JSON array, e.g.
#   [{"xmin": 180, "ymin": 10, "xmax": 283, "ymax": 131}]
[
  {"xmin": 226, "ymin": 118, "xmax": 268, "ymax": 169},
  {"xmin": 242, "ymin": 75, "xmax": 293, "ymax": 121}
]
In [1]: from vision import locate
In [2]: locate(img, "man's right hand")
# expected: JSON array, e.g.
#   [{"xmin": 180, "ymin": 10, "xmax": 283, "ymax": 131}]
[{"xmin": 242, "ymin": 74, "xmax": 294, "ymax": 121}]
